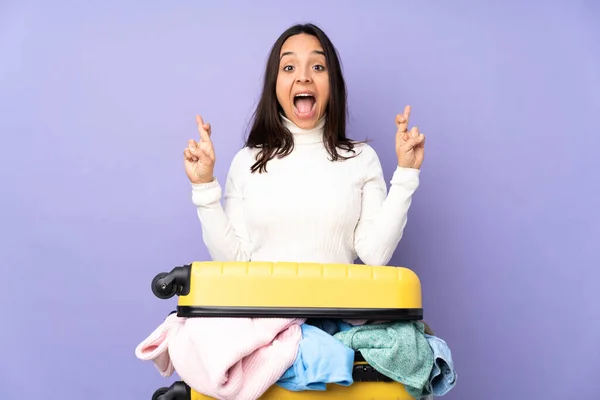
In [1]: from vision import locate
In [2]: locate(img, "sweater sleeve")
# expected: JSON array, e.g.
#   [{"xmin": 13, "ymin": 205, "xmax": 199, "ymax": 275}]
[
  {"xmin": 190, "ymin": 149, "xmax": 252, "ymax": 261},
  {"xmin": 353, "ymin": 145, "xmax": 420, "ymax": 266}
]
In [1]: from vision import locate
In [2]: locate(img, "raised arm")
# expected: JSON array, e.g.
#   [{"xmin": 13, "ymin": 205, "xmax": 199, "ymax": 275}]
[
  {"xmin": 354, "ymin": 105, "xmax": 426, "ymax": 266},
  {"xmin": 353, "ymin": 149, "xmax": 420, "ymax": 265},
  {"xmin": 184, "ymin": 116, "xmax": 252, "ymax": 261}
]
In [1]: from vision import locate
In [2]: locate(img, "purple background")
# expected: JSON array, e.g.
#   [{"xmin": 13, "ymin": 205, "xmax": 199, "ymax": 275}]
[{"xmin": 1, "ymin": 1, "xmax": 598, "ymax": 399}]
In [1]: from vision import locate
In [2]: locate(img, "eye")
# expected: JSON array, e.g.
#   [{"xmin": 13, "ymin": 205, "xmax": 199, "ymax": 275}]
[
  {"xmin": 283, "ymin": 65, "xmax": 294, "ymax": 72},
  {"xmin": 313, "ymin": 64, "xmax": 325, "ymax": 71}
]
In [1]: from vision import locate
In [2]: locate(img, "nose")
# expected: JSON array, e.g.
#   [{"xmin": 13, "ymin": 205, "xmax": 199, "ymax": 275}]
[{"xmin": 295, "ymin": 67, "xmax": 312, "ymax": 83}]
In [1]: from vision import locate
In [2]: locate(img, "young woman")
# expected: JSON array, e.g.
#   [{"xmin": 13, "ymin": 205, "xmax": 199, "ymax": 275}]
[{"xmin": 183, "ymin": 23, "xmax": 426, "ymax": 266}]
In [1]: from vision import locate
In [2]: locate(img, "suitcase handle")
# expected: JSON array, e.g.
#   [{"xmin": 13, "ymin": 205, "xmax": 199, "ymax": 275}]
[
  {"xmin": 151, "ymin": 264, "xmax": 191, "ymax": 299},
  {"xmin": 151, "ymin": 381, "xmax": 190, "ymax": 400},
  {"xmin": 352, "ymin": 363, "xmax": 393, "ymax": 382}
]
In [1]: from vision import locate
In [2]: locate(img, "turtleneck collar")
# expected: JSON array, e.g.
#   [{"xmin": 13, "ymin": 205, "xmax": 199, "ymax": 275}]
[{"xmin": 280, "ymin": 113, "xmax": 326, "ymax": 144}]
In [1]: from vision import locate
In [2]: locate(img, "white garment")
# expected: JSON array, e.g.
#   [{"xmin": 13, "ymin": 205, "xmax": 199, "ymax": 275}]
[{"xmin": 191, "ymin": 115, "xmax": 420, "ymax": 266}]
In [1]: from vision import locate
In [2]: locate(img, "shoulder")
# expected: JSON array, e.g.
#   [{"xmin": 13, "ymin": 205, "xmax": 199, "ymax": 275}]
[
  {"xmin": 333, "ymin": 142, "xmax": 384, "ymax": 183},
  {"xmin": 353, "ymin": 142, "xmax": 378, "ymax": 158},
  {"xmin": 227, "ymin": 146, "xmax": 263, "ymax": 178},
  {"xmin": 224, "ymin": 147, "xmax": 251, "ymax": 177},
  {"xmin": 231, "ymin": 146, "xmax": 257, "ymax": 166},
  {"xmin": 342, "ymin": 142, "xmax": 386, "ymax": 184},
  {"xmin": 346, "ymin": 142, "xmax": 382, "ymax": 168}
]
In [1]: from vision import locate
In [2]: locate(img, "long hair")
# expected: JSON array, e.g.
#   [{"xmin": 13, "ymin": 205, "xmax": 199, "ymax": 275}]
[{"xmin": 245, "ymin": 23, "xmax": 357, "ymax": 173}]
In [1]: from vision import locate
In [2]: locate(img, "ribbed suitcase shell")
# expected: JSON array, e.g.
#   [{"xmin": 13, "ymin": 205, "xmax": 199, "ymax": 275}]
[{"xmin": 152, "ymin": 261, "xmax": 422, "ymax": 320}]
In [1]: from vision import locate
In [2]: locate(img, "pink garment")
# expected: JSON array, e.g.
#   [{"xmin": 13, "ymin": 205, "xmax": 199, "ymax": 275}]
[{"xmin": 135, "ymin": 313, "xmax": 304, "ymax": 400}]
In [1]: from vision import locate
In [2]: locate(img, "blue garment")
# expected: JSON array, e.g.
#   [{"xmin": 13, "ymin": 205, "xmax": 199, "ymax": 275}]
[
  {"xmin": 424, "ymin": 334, "xmax": 457, "ymax": 396},
  {"xmin": 276, "ymin": 324, "xmax": 355, "ymax": 391},
  {"xmin": 305, "ymin": 319, "xmax": 352, "ymax": 336}
]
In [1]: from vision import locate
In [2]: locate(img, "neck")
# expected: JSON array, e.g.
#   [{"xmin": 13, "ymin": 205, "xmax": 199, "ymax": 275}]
[{"xmin": 280, "ymin": 114, "xmax": 325, "ymax": 144}]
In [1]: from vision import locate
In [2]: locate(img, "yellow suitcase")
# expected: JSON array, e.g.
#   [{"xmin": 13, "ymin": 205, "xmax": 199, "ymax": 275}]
[
  {"xmin": 152, "ymin": 375, "xmax": 414, "ymax": 400},
  {"xmin": 149, "ymin": 261, "xmax": 423, "ymax": 400},
  {"xmin": 151, "ymin": 261, "xmax": 422, "ymax": 320}
]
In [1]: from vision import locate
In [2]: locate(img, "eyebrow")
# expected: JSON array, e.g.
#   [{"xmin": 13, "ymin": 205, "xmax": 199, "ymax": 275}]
[{"xmin": 280, "ymin": 50, "xmax": 325, "ymax": 59}]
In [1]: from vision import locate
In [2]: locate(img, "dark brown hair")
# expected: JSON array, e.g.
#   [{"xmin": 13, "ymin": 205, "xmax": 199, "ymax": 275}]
[{"xmin": 245, "ymin": 23, "xmax": 357, "ymax": 173}]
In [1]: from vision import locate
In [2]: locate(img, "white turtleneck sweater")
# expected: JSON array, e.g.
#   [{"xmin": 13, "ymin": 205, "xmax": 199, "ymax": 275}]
[{"xmin": 190, "ymin": 116, "xmax": 420, "ymax": 266}]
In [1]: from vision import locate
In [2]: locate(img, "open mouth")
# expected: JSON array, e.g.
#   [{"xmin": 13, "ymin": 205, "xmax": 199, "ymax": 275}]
[{"xmin": 293, "ymin": 93, "xmax": 317, "ymax": 118}]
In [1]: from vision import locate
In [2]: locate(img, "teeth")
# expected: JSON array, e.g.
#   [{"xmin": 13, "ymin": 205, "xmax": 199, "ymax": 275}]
[{"xmin": 295, "ymin": 93, "xmax": 313, "ymax": 98}]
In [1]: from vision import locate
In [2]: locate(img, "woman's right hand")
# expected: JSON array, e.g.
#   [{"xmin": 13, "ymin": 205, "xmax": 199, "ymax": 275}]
[{"xmin": 184, "ymin": 115, "xmax": 216, "ymax": 184}]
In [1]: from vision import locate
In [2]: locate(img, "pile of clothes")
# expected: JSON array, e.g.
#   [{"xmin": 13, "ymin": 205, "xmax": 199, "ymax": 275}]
[{"xmin": 135, "ymin": 313, "xmax": 457, "ymax": 400}]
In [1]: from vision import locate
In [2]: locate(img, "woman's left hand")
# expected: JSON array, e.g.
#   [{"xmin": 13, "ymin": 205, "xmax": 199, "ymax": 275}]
[{"xmin": 395, "ymin": 105, "xmax": 426, "ymax": 170}]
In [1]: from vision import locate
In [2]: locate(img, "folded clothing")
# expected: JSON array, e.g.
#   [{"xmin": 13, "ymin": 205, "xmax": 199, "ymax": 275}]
[
  {"xmin": 276, "ymin": 324, "xmax": 355, "ymax": 391},
  {"xmin": 135, "ymin": 313, "xmax": 304, "ymax": 400}
]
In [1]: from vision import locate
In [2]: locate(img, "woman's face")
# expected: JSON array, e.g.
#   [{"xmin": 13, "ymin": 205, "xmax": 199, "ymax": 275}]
[{"xmin": 276, "ymin": 33, "xmax": 330, "ymax": 129}]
